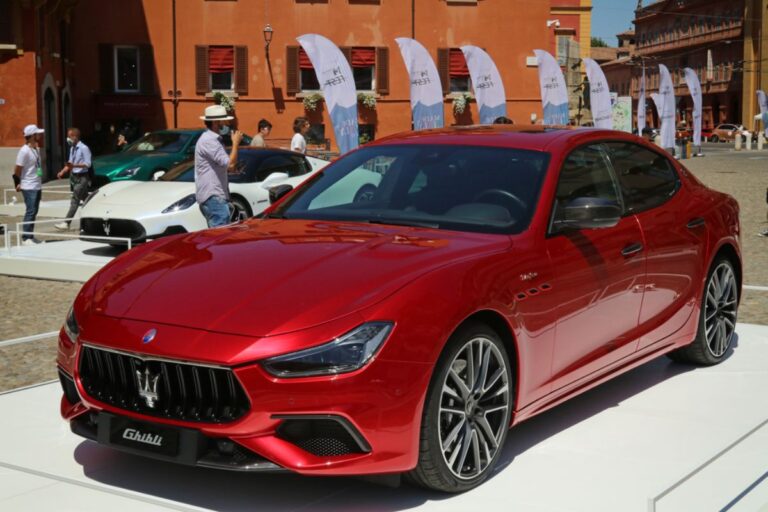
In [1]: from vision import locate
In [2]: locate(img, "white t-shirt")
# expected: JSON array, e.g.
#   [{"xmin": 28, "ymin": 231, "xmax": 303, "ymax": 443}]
[
  {"xmin": 291, "ymin": 133, "xmax": 307, "ymax": 154},
  {"xmin": 15, "ymin": 145, "xmax": 42, "ymax": 191}
]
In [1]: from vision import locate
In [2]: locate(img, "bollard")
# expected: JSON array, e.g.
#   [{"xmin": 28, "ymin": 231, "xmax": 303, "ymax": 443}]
[
  {"xmin": 746, "ymin": 134, "xmax": 752, "ymax": 151},
  {"xmin": 758, "ymin": 133, "xmax": 765, "ymax": 151},
  {"xmin": 735, "ymin": 135, "xmax": 742, "ymax": 151}
]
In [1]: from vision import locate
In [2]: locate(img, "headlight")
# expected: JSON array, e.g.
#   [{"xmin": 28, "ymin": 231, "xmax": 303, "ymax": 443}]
[
  {"xmin": 64, "ymin": 306, "xmax": 79, "ymax": 342},
  {"xmin": 116, "ymin": 166, "xmax": 141, "ymax": 178},
  {"xmin": 162, "ymin": 194, "xmax": 196, "ymax": 214},
  {"xmin": 263, "ymin": 322, "xmax": 393, "ymax": 378}
]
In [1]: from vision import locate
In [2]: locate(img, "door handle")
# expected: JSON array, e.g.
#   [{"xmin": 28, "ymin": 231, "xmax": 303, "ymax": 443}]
[
  {"xmin": 687, "ymin": 217, "xmax": 705, "ymax": 229},
  {"xmin": 621, "ymin": 242, "xmax": 644, "ymax": 257}
]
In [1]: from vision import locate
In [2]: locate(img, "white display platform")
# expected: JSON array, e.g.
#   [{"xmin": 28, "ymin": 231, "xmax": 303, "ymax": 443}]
[
  {"xmin": 0, "ymin": 199, "xmax": 73, "ymax": 218},
  {"xmin": 1, "ymin": 324, "xmax": 767, "ymax": 511},
  {"xmin": 0, "ymin": 240, "xmax": 119, "ymax": 281}
]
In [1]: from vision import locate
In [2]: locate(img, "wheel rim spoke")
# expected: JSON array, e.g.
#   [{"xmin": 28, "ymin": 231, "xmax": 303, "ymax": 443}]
[
  {"xmin": 703, "ymin": 263, "xmax": 738, "ymax": 358},
  {"xmin": 438, "ymin": 336, "xmax": 510, "ymax": 480}
]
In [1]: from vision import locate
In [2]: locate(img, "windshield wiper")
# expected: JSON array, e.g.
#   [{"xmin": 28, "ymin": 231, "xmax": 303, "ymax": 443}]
[
  {"xmin": 365, "ymin": 218, "xmax": 439, "ymax": 229},
  {"xmin": 262, "ymin": 212, "xmax": 287, "ymax": 219}
]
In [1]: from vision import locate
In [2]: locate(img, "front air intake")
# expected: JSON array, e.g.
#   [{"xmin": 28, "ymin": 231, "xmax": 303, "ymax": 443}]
[
  {"xmin": 78, "ymin": 344, "xmax": 250, "ymax": 423},
  {"xmin": 275, "ymin": 415, "xmax": 371, "ymax": 457}
]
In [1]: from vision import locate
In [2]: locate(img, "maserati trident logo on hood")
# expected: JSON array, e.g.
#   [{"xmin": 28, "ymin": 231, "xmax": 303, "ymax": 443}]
[
  {"xmin": 142, "ymin": 328, "xmax": 157, "ymax": 344},
  {"xmin": 136, "ymin": 367, "xmax": 160, "ymax": 408}
]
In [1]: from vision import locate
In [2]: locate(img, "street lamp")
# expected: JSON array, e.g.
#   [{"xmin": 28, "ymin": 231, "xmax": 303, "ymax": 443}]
[{"xmin": 263, "ymin": 24, "xmax": 274, "ymax": 52}]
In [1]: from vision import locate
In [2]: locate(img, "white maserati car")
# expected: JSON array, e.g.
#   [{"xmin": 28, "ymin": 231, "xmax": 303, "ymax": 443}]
[{"xmin": 79, "ymin": 148, "xmax": 329, "ymax": 245}]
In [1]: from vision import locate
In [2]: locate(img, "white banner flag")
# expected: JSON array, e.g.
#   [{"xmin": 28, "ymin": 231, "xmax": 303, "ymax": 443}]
[
  {"xmin": 584, "ymin": 58, "xmax": 612, "ymax": 129},
  {"xmin": 658, "ymin": 64, "xmax": 676, "ymax": 149},
  {"xmin": 758, "ymin": 90, "xmax": 768, "ymax": 137},
  {"xmin": 683, "ymin": 68, "xmax": 703, "ymax": 147},
  {"xmin": 461, "ymin": 46, "xmax": 507, "ymax": 124},
  {"xmin": 395, "ymin": 38, "xmax": 444, "ymax": 130},
  {"xmin": 637, "ymin": 69, "xmax": 646, "ymax": 135},
  {"xmin": 533, "ymin": 49, "xmax": 569, "ymax": 125},
  {"xmin": 297, "ymin": 34, "xmax": 359, "ymax": 154}
]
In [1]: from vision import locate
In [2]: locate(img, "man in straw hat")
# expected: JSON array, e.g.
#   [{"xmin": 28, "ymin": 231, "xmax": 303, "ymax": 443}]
[{"xmin": 195, "ymin": 104, "xmax": 243, "ymax": 228}]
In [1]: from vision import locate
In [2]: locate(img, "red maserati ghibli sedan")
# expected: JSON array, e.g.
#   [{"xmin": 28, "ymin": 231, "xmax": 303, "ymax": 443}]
[{"xmin": 58, "ymin": 126, "xmax": 741, "ymax": 493}]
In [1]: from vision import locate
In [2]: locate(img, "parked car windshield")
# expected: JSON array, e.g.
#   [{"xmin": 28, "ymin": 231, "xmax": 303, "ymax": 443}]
[
  {"xmin": 271, "ymin": 144, "xmax": 550, "ymax": 235},
  {"xmin": 123, "ymin": 132, "xmax": 190, "ymax": 154}
]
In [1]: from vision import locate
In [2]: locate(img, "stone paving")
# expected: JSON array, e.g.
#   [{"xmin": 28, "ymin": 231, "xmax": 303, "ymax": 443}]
[{"xmin": 0, "ymin": 146, "xmax": 766, "ymax": 392}]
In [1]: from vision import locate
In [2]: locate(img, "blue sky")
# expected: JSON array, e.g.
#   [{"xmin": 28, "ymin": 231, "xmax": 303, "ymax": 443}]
[{"xmin": 592, "ymin": 0, "xmax": 640, "ymax": 45}]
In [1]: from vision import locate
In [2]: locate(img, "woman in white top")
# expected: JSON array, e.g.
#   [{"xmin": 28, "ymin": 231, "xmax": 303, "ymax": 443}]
[{"xmin": 291, "ymin": 117, "xmax": 310, "ymax": 154}]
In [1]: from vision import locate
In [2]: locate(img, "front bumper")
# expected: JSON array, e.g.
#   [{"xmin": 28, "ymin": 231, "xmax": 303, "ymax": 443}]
[{"xmin": 58, "ymin": 322, "xmax": 432, "ymax": 476}]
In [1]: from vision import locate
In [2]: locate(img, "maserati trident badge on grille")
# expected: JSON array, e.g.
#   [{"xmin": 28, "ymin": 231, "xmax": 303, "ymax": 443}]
[
  {"xmin": 142, "ymin": 328, "xmax": 157, "ymax": 344},
  {"xmin": 103, "ymin": 220, "xmax": 111, "ymax": 237},
  {"xmin": 136, "ymin": 368, "xmax": 160, "ymax": 408}
]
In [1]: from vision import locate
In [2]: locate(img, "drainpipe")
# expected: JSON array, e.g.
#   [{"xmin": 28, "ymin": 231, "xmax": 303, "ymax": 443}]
[
  {"xmin": 411, "ymin": 0, "xmax": 415, "ymax": 39},
  {"xmin": 172, "ymin": 0, "xmax": 178, "ymax": 128}
]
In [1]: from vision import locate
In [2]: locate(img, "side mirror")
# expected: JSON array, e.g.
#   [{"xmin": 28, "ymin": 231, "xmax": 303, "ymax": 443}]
[
  {"xmin": 269, "ymin": 184, "xmax": 293, "ymax": 204},
  {"xmin": 260, "ymin": 171, "xmax": 289, "ymax": 189},
  {"xmin": 553, "ymin": 197, "xmax": 622, "ymax": 231}
]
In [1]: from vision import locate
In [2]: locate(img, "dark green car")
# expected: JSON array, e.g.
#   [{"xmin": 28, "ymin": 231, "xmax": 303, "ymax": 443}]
[{"xmin": 93, "ymin": 128, "xmax": 251, "ymax": 183}]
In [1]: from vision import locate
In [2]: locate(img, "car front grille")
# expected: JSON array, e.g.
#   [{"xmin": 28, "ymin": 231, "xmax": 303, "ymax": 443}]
[
  {"xmin": 78, "ymin": 344, "xmax": 250, "ymax": 423},
  {"xmin": 80, "ymin": 217, "xmax": 147, "ymax": 243}
]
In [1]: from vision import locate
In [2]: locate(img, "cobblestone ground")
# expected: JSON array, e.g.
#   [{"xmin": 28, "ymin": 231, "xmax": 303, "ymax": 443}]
[{"xmin": 0, "ymin": 146, "xmax": 766, "ymax": 392}]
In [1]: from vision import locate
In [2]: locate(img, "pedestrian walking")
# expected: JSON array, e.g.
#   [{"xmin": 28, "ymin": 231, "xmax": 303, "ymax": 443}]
[
  {"xmin": 195, "ymin": 105, "xmax": 243, "ymax": 228},
  {"xmin": 55, "ymin": 128, "xmax": 92, "ymax": 231},
  {"xmin": 250, "ymin": 119, "xmax": 272, "ymax": 148},
  {"xmin": 13, "ymin": 124, "xmax": 45, "ymax": 245},
  {"xmin": 291, "ymin": 117, "xmax": 310, "ymax": 154}
]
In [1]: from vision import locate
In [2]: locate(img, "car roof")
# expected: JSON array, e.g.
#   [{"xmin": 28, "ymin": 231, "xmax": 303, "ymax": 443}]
[{"xmin": 370, "ymin": 125, "xmax": 639, "ymax": 152}]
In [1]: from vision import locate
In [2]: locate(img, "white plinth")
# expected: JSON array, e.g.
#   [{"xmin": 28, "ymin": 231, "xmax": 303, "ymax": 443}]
[{"xmin": 0, "ymin": 324, "xmax": 767, "ymax": 511}]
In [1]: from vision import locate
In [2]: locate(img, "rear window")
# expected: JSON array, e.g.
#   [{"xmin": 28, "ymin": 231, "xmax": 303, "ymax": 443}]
[{"xmin": 605, "ymin": 142, "xmax": 679, "ymax": 214}]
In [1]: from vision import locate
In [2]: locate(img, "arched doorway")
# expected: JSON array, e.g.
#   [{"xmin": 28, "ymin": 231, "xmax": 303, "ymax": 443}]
[
  {"xmin": 62, "ymin": 91, "xmax": 72, "ymax": 164},
  {"xmin": 43, "ymin": 88, "xmax": 58, "ymax": 179}
]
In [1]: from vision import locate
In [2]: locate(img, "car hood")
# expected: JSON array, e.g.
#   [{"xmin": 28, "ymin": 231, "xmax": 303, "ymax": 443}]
[
  {"xmin": 84, "ymin": 181, "xmax": 194, "ymax": 210},
  {"xmin": 91, "ymin": 220, "xmax": 510, "ymax": 337}
]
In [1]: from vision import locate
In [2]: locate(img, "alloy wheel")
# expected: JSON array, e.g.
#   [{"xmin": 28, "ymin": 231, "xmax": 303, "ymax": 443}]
[
  {"xmin": 704, "ymin": 262, "xmax": 738, "ymax": 358},
  {"xmin": 438, "ymin": 336, "xmax": 510, "ymax": 480}
]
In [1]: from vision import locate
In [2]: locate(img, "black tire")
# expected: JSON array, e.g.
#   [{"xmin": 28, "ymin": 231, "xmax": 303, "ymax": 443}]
[
  {"xmin": 668, "ymin": 257, "xmax": 738, "ymax": 365},
  {"xmin": 407, "ymin": 322, "xmax": 513, "ymax": 493},
  {"xmin": 710, "ymin": 135, "xmax": 719, "ymax": 143},
  {"xmin": 230, "ymin": 196, "xmax": 252, "ymax": 223},
  {"xmin": 353, "ymin": 184, "xmax": 377, "ymax": 203}
]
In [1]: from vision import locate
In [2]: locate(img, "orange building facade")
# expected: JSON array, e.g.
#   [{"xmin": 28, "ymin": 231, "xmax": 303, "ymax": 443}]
[
  {"xmin": 0, "ymin": 0, "xmax": 78, "ymax": 176},
  {"xmin": 0, "ymin": 0, "xmax": 566, "ymax": 160}
]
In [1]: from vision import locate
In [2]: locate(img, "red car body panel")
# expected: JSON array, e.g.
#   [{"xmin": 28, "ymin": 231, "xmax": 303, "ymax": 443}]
[{"xmin": 58, "ymin": 127, "xmax": 741, "ymax": 477}]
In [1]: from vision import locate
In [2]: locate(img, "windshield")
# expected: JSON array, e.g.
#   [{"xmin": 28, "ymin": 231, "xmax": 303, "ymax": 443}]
[
  {"xmin": 159, "ymin": 160, "xmax": 195, "ymax": 182},
  {"xmin": 271, "ymin": 144, "xmax": 550, "ymax": 235},
  {"xmin": 123, "ymin": 132, "xmax": 191, "ymax": 154}
]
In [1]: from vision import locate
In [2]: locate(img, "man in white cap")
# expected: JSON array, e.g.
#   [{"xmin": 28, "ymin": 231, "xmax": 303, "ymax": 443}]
[
  {"xmin": 195, "ymin": 105, "xmax": 243, "ymax": 227},
  {"xmin": 13, "ymin": 124, "xmax": 45, "ymax": 245}
]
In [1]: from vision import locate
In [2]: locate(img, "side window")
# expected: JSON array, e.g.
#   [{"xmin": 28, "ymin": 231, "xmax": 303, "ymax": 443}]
[
  {"xmin": 253, "ymin": 155, "xmax": 305, "ymax": 182},
  {"xmin": 605, "ymin": 142, "xmax": 679, "ymax": 214},
  {"xmin": 551, "ymin": 145, "xmax": 619, "ymax": 227}
]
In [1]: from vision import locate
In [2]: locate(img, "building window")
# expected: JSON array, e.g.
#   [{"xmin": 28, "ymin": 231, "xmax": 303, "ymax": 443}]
[
  {"xmin": 298, "ymin": 48, "xmax": 320, "ymax": 90},
  {"xmin": 0, "ymin": 0, "xmax": 13, "ymax": 44},
  {"xmin": 448, "ymin": 48, "xmax": 470, "ymax": 92},
  {"xmin": 351, "ymin": 47, "xmax": 376, "ymax": 91},
  {"xmin": 288, "ymin": 46, "xmax": 388, "ymax": 95},
  {"xmin": 209, "ymin": 46, "xmax": 234, "ymax": 90},
  {"xmin": 114, "ymin": 46, "xmax": 140, "ymax": 92},
  {"xmin": 195, "ymin": 45, "xmax": 248, "ymax": 95}
]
